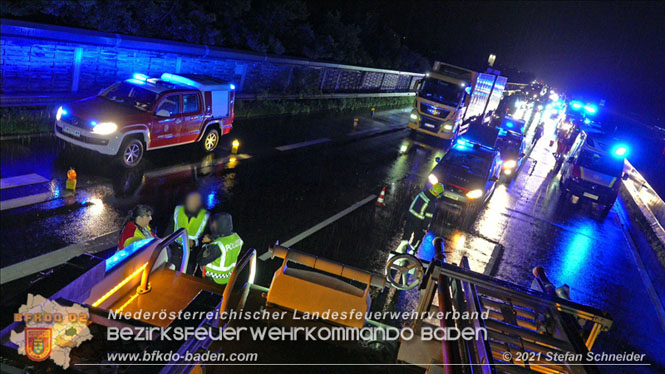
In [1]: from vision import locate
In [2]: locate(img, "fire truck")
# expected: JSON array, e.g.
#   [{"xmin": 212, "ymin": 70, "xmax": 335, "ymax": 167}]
[{"xmin": 55, "ymin": 73, "xmax": 236, "ymax": 168}]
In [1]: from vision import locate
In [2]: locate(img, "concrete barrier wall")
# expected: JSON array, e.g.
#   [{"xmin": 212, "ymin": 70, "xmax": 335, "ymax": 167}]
[{"xmin": 0, "ymin": 19, "xmax": 424, "ymax": 100}]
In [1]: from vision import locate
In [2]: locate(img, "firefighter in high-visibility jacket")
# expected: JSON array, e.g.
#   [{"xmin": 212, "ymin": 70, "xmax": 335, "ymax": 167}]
[
  {"xmin": 197, "ymin": 213, "xmax": 243, "ymax": 285},
  {"xmin": 167, "ymin": 192, "xmax": 210, "ymax": 274},
  {"xmin": 399, "ymin": 183, "xmax": 444, "ymax": 252}
]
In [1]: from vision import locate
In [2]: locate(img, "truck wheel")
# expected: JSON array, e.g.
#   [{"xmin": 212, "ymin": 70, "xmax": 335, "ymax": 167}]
[
  {"xmin": 118, "ymin": 138, "xmax": 144, "ymax": 168},
  {"xmin": 201, "ymin": 128, "xmax": 220, "ymax": 153}
]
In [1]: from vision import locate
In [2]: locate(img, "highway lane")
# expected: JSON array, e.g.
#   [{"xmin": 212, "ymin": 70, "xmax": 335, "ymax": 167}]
[{"xmin": 1, "ymin": 107, "xmax": 664, "ymax": 372}]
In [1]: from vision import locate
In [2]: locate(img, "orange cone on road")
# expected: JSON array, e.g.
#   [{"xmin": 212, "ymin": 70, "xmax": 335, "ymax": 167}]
[{"xmin": 376, "ymin": 187, "xmax": 386, "ymax": 206}]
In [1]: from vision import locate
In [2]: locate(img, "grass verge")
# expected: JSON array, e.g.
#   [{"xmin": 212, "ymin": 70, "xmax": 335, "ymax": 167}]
[{"xmin": 1, "ymin": 96, "xmax": 414, "ymax": 137}]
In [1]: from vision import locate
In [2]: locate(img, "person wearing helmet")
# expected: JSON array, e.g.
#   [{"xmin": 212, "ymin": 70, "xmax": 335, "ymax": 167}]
[
  {"xmin": 398, "ymin": 183, "xmax": 444, "ymax": 253},
  {"xmin": 196, "ymin": 213, "xmax": 243, "ymax": 285}
]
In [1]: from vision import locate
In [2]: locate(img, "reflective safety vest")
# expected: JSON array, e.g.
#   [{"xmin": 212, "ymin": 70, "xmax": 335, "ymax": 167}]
[
  {"xmin": 121, "ymin": 223, "xmax": 154, "ymax": 250},
  {"xmin": 408, "ymin": 190, "xmax": 436, "ymax": 220},
  {"xmin": 204, "ymin": 233, "xmax": 243, "ymax": 285},
  {"xmin": 173, "ymin": 205, "xmax": 209, "ymax": 246}
]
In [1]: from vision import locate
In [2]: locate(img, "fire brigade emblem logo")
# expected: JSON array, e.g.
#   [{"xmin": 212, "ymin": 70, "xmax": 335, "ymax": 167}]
[{"xmin": 25, "ymin": 328, "xmax": 52, "ymax": 362}]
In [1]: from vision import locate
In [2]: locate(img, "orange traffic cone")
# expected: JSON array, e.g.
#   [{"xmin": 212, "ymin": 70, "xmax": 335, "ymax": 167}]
[{"xmin": 376, "ymin": 187, "xmax": 386, "ymax": 206}]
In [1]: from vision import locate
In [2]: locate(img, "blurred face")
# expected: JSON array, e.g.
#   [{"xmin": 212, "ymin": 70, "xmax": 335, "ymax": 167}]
[
  {"xmin": 185, "ymin": 193, "xmax": 202, "ymax": 212},
  {"xmin": 135, "ymin": 214, "xmax": 152, "ymax": 228}
]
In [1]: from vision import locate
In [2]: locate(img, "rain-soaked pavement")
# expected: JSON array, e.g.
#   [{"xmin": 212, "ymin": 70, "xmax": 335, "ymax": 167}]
[{"xmin": 1, "ymin": 107, "xmax": 664, "ymax": 372}]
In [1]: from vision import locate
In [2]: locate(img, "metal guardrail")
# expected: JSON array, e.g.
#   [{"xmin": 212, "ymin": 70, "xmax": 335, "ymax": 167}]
[
  {"xmin": 137, "ymin": 228, "xmax": 190, "ymax": 294},
  {"xmin": 0, "ymin": 91, "xmax": 416, "ymax": 108},
  {"xmin": 623, "ymin": 159, "xmax": 665, "ymax": 231}
]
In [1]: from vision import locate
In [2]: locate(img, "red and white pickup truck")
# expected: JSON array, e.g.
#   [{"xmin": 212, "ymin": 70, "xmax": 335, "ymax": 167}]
[{"xmin": 55, "ymin": 73, "xmax": 235, "ymax": 168}]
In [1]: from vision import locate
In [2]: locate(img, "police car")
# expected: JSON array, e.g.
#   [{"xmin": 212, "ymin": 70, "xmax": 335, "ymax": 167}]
[
  {"xmin": 559, "ymin": 132, "xmax": 628, "ymax": 216},
  {"xmin": 495, "ymin": 117, "xmax": 526, "ymax": 182},
  {"xmin": 427, "ymin": 138, "xmax": 502, "ymax": 227}
]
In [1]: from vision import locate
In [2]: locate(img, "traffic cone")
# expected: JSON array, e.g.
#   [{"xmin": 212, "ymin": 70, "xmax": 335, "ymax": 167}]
[{"xmin": 376, "ymin": 187, "xmax": 386, "ymax": 206}]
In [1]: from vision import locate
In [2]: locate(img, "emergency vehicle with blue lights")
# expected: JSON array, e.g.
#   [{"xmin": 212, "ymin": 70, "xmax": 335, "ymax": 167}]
[{"xmin": 55, "ymin": 73, "xmax": 236, "ymax": 168}]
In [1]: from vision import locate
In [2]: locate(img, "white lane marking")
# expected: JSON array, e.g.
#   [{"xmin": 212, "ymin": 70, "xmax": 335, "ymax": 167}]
[
  {"xmin": 0, "ymin": 231, "xmax": 118, "ymax": 284},
  {"xmin": 144, "ymin": 154, "xmax": 252, "ymax": 179},
  {"xmin": 275, "ymin": 138, "xmax": 331, "ymax": 151},
  {"xmin": 347, "ymin": 128, "xmax": 381, "ymax": 136},
  {"xmin": 0, "ymin": 192, "xmax": 51, "ymax": 211},
  {"xmin": 0, "ymin": 173, "xmax": 48, "ymax": 189},
  {"xmin": 258, "ymin": 194, "xmax": 377, "ymax": 261}
]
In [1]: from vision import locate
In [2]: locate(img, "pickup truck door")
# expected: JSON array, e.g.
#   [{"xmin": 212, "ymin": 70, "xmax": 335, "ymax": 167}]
[
  {"xmin": 179, "ymin": 92, "xmax": 205, "ymax": 143},
  {"xmin": 150, "ymin": 94, "xmax": 182, "ymax": 148}
]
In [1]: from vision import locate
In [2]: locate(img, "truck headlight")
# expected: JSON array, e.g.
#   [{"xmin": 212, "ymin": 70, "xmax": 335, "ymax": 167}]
[
  {"xmin": 428, "ymin": 174, "xmax": 439, "ymax": 185},
  {"xmin": 92, "ymin": 122, "xmax": 118, "ymax": 135},
  {"xmin": 443, "ymin": 124, "xmax": 454, "ymax": 131},
  {"xmin": 56, "ymin": 106, "xmax": 65, "ymax": 121},
  {"xmin": 466, "ymin": 189, "xmax": 482, "ymax": 199},
  {"xmin": 410, "ymin": 113, "xmax": 419, "ymax": 121},
  {"xmin": 503, "ymin": 159, "xmax": 517, "ymax": 169}
]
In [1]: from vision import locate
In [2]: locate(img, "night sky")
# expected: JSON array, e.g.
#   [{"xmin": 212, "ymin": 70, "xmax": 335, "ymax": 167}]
[{"xmin": 333, "ymin": 1, "xmax": 665, "ymax": 125}]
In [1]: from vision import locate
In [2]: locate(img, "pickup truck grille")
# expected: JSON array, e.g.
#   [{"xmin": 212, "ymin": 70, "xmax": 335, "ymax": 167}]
[
  {"xmin": 420, "ymin": 102, "xmax": 450, "ymax": 119},
  {"xmin": 56, "ymin": 126, "xmax": 108, "ymax": 145},
  {"xmin": 445, "ymin": 183, "xmax": 469, "ymax": 195},
  {"xmin": 60, "ymin": 115, "xmax": 88, "ymax": 129}
]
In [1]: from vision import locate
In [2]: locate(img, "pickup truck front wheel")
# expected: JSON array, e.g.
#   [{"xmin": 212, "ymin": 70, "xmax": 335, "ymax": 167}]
[
  {"xmin": 201, "ymin": 128, "xmax": 220, "ymax": 153},
  {"xmin": 118, "ymin": 138, "xmax": 144, "ymax": 168}
]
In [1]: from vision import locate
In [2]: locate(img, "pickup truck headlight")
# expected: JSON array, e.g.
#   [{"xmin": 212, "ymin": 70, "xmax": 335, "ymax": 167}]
[
  {"xmin": 56, "ymin": 106, "xmax": 65, "ymax": 121},
  {"xmin": 428, "ymin": 174, "xmax": 439, "ymax": 185},
  {"xmin": 410, "ymin": 112, "xmax": 419, "ymax": 121},
  {"xmin": 443, "ymin": 124, "xmax": 454, "ymax": 131},
  {"xmin": 92, "ymin": 122, "xmax": 118, "ymax": 135},
  {"xmin": 503, "ymin": 159, "xmax": 517, "ymax": 169},
  {"xmin": 466, "ymin": 189, "xmax": 483, "ymax": 199}
]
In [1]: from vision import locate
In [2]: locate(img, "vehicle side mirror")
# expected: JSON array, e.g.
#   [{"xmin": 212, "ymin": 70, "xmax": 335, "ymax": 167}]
[
  {"xmin": 519, "ymin": 153, "xmax": 526, "ymax": 157},
  {"xmin": 156, "ymin": 109, "xmax": 170, "ymax": 118},
  {"xmin": 490, "ymin": 176, "xmax": 499, "ymax": 182},
  {"xmin": 435, "ymin": 157, "xmax": 441, "ymax": 163},
  {"xmin": 414, "ymin": 79, "xmax": 423, "ymax": 91},
  {"xmin": 622, "ymin": 173, "xmax": 629, "ymax": 181}
]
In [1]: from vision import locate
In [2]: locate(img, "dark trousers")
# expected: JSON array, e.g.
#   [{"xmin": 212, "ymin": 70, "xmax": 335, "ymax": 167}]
[
  {"xmin": 168, "ymin": 243, "xmax": 202, "ymax": 275},
  {"xmin": 402, "ymin": 215, "xmax": 430, "ymax": 246}
]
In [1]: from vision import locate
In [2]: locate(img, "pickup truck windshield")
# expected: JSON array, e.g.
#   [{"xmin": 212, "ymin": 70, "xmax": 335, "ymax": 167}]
[
  {"xmin": 100, "ymin": 82, "xmax": 159, "ymax": 111},
  {"xmin": 496, "ymin": 133, "xmax": 522, "ymax": 155},
  {"xmin": 577, "ymin": 150, "xmax": 624, "ymax": 177},
  {"xmin": 443, "ymin": 149, "xmax": 491, "ymax": 177},
  {"xmin": 419, "ymin": 78, "xmax": 464, "ymax": 107}
]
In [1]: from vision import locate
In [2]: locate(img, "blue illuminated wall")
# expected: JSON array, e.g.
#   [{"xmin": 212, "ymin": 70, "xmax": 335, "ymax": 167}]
[{"xmin": 0, "ymin": 19, "xmax": 422, "ymax": 98}]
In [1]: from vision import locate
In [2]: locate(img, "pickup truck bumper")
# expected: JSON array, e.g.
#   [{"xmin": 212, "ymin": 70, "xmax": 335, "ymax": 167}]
[{"xmin": 54, "ymin": 120, "xmax": 123, "ymax": 156}]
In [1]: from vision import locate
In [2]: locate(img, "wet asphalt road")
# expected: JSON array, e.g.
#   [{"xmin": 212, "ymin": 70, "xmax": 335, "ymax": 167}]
[{"xmin": 1, "ymin": 107, "xmax": 664, "ymax": 372}]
